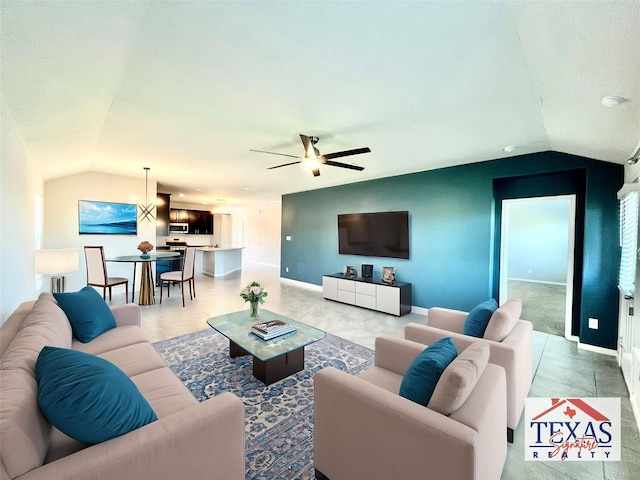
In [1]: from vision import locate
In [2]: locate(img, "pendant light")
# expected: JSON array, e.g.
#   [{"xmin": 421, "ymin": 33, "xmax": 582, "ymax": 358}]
[{"xmin": 138, "ymin": 167, "xmax": 156, "ymax": 223}]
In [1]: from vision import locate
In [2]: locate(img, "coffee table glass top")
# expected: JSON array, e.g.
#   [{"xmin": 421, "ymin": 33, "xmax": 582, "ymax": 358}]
[{"xmin": 207, "ymin": 309, "xmax": 326, "ymax": 361}]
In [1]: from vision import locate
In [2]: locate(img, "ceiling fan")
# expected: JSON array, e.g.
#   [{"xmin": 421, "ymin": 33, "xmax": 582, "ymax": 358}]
[{"xmin": 251, "ymin": 134, "xmax": 371, "ymax": 177}]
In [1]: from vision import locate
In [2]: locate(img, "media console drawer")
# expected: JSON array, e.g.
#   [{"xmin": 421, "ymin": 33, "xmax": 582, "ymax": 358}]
[{"xmin": 322, "ymin": 274, "xmax": 412, "ymax": 316}]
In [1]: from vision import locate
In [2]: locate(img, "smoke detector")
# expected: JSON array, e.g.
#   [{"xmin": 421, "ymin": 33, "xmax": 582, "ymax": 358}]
[{"xmin": 601, "ymin": 96, "xmax": 628, "ymax": 108}]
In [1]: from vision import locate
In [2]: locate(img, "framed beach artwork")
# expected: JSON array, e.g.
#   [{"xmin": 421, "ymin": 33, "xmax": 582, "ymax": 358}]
[{"xmin": 78, "ymin": 200, "xmax": 138, "ymax": 235}]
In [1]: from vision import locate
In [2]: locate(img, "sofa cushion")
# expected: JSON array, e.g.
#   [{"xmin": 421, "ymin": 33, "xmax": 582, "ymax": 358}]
[
  {"xmin": 0, "ymin": 369, "xmax": 52, "ymax": 479},
  {"xmin": 483, "ymin": 299, "xmax": 522, "ymax": 342},
  {"xmin": 53, "ymin": 286, "xmax": 116, "ymax": 343},
  {"xmin": 1, "ymin": 293, "xmax": 72, "ymax": 373},
  {"xmin": 399, "ymin": 337, "xmax": 457, "ymax": 406},
  {"xmin": 428, "ymin": 342, "xmax": 490, "ymax": 415},
  {"xmin": 462, "ymin": 298, "xmax": 498, "ymax": 337},
  {"xmin": 36, "ymin": 346, "xmax": 157, "ymax": 444}
]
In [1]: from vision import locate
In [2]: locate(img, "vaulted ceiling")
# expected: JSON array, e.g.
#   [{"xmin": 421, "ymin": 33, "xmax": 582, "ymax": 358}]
[{"xmin": 2, "ymin": 1, "xmax": 639, "ymax": 209}]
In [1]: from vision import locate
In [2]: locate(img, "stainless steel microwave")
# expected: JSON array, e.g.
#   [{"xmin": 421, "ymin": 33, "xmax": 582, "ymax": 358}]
[{"xmin": 169, "ymin": 223, "xmax": 189, "ymax": 234}]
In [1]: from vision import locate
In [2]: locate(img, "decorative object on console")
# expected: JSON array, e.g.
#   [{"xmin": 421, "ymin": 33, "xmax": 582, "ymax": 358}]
[
  {"xmin": 35, "ymin": 248, "xmax": 79, "ymax": 293},
  {"xmin": 382, "ymin": 266, "xmax": 395, "ymax": 284},
  {"xmin": 240, "ymin": 280, "xmax": 268, "ymax": 319},
  {"xmin": 361, "ymin": 264, "xmax": 373, "ymax": 278},
  {"xmin": 137, "ymin": 167, "xmax": 156, "ymax": 223},
  {"xmin": 137, "ymin": 240, "xmax": 154, "ymax": 259}
]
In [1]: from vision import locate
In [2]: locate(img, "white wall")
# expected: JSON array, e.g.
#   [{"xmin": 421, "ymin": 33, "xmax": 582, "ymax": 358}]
[
  {"xmin": 231, "ymin": 204, "xmax": 281, "ymax": 267},
  {"xmin": 44, "ymin": 172, "xmax": 156, "ymax": 293},
  {"xmin": 504, "ymin": 197, "xmax": 571, "ymax": 284},
  {"xmin": 0, "ymin": 103, "xmax": 43, "ymax": 323}
]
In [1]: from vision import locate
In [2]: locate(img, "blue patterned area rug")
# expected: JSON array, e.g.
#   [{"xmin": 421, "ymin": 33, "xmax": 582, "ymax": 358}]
[{"xmin": 153, "ymin": 328, "xmax": 374, "ymax": 480}]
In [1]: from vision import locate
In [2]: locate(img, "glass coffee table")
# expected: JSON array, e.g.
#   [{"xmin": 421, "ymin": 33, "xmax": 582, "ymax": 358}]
[{"xmin": 206, "ymin": 309, "xmax": 326, "ymax": 385}]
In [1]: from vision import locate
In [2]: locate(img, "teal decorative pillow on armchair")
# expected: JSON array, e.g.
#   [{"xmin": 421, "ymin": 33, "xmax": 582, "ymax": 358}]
[
  {"xmin": 462, "ymin": 298, "xmax": 498, "ymax": 338},
  {"xmin": 53, "ymin": 286, "xmax": 116, "ymax": 342},
  {"xmin": 36, "ymin": 346, "xmax": 157, "ymax": 444},
  {"xmin": 399, "ymin": 337, "xmax": 457, "ymax": 406}
]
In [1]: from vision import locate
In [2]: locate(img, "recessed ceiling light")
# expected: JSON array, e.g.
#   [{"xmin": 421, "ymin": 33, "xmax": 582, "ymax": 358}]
[
  {"xmin": 601, "ymin": 95, "xmax": 628, "ymax": 107},
  {"xmin": 244, "ymin": 186, "xmax": 257, "ymax": 191},
  {"xmin": 178, "ymin": 193, "xmax": 184, "ymax": 197},
  {"xmin": 503, "ymin": 146, "xmax": 517, "ymax": 153}
]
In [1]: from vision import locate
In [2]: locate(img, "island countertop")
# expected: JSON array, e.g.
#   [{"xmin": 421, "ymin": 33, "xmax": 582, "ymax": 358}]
[{"xmin": 198, "ymin": 247, "xmax": 243, "ymax": 277}]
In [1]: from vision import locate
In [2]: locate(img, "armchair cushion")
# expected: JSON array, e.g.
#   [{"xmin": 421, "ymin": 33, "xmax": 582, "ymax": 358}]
[
  {"xmin": 462, "ymin": 298, "xmax": 498, "ymax": 337},
  {"xmin": 428, "ymin": 342, "xmax": 490, "ymax": 415},
  {"xmin": 54, "ymin": 286, "xmax": 116, "ymax": 342},
  {"xmin": 399, "ymin": 337, "xmax": 457, "ymax": 406},
  {"xmin": 483, "ymin": 299, "xmax": 522, "ymax": 342},
  {"xmin": 36, "ymin": 346, "xmax": 157, "ymax": 444}
]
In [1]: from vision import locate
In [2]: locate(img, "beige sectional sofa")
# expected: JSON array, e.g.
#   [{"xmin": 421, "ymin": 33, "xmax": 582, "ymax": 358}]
[{"xmin": 0, "ymin": 293, "xmax": 245, "ymax": 480}]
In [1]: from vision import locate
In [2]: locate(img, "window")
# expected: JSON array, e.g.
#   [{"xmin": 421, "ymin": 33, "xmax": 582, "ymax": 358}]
[{"xmin": 618, "ymin": 186, "xmax": 638, "ymax": 294}]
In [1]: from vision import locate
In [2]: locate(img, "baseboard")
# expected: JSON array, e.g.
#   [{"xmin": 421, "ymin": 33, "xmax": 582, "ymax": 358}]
[
  {"xmin": 577, "ymin": 341, "xmax": 617, "ymax": 357},
  {"xmin": 412, "ymin": 305, "xmax": 429, "ymax": 316},
  {"xmin": 280, "ymin": 277, "xmax": 323, "ymax": 291}
]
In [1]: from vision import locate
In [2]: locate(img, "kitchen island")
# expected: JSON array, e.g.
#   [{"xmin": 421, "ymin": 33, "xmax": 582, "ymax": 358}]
[{"xmin": 198, "ymin": 247, "xmax": 244, "ymax": 277}]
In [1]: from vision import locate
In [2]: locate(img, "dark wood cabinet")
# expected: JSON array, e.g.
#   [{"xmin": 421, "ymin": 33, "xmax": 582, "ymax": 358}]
[
  {"xmin": 156, "ymin": 193, "xmax": 171, "ymax": 237},
  {"xmin": 169, "ymin": 208, "xmax": 213, "ymax": 234}
]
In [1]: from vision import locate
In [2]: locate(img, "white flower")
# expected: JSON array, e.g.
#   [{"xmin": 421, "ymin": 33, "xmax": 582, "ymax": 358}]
[{"xmin": 250, "ymin": 286, "xmax": 261, "ymax": 295}]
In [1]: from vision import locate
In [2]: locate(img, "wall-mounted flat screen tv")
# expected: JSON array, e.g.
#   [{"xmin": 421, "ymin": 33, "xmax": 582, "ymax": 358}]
[
  {"xmin": 338, "ymin": 211, "xmax": 409, "ymax": 259},
  {"xmin": 79, "ymin": 200, "xmax": 138, "ymax": 235}
]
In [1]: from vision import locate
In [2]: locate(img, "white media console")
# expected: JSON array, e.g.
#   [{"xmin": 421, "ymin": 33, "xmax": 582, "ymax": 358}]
[{"xmin": 322, "ymin": 273, "xmax": 412, "ymax": 316}]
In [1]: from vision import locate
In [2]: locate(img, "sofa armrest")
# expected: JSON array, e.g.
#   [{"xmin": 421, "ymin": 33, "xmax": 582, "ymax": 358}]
[
  {"xmin": 19, "ymin": 392, "xmax": 245, "ymax": 480},
  {"xmin": 373, "ymin": 335, "xmax": 427, "ymax": 375},
  {"xmin": 314, "ymin": 366, "xmax": 480, "ymax": 480},
  {"xmin": 427, "ymin": 307, "xmax": 467, "ymax": 333},
  {"xmin": 110, "ymin": 304, "xmax": 141, "ymax": 327}
]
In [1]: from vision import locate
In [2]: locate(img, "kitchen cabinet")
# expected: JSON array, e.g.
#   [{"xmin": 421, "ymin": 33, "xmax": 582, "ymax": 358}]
[
  {"xmin": 169, "ymin": 208, "xmax": 213, "ymax": 234},
  {"xmin": 156, "ymin": 193, "xmax": 171, "ymax": 237}
]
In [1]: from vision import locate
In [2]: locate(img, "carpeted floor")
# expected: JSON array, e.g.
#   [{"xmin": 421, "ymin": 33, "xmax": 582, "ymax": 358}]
[{"xmin": 153, "ymin": 328, "xmax": 374, "ymax": 480}]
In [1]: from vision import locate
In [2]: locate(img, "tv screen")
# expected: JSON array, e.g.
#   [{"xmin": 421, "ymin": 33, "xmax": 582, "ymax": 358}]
[
  {"xmin": 79, "ymin": 200, "xmax": 138, "ymax": 235},
  {"xmin": 338, "ymin": 211, "xmax": 409, "ymax": 259}
]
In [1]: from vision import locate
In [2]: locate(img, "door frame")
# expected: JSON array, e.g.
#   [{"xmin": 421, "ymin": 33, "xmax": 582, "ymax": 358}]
[{"xmin": 498, "ymin": 195, "xmax": 577, "ymax": 339}]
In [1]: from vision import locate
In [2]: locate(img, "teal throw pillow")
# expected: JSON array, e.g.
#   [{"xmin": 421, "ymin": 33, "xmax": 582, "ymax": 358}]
[
  {"xmin": 53, "ymin": 286, "xmax": 116, "ymax": 342},
  {"xmin": 462, "ymin": 298, "xmax": 498, "ymax": 338},
  {"xmin": 36, "ymin": 346, "xmax": 157, "ymax": 444},
  {"xmin": 399, "ymin": 337, "xmax": 457, "ymax": 406}
]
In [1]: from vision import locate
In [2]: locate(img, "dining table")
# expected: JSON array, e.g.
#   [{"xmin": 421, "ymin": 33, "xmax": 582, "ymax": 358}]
[{"xmin": 107, "ymin": 252, "xmax": 181, "ymax": 305}]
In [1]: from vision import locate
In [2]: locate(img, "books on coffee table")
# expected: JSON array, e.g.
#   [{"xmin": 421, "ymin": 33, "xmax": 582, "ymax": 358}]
[{"xmin": 251, "ymin": 320, "xmax": 296, "ymax": 340}]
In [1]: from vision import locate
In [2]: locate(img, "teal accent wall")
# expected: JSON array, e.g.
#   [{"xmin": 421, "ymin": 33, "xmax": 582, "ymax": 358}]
[{"xmin": 281, "ymin": 152, "xmax": 623, "ymax": 349}]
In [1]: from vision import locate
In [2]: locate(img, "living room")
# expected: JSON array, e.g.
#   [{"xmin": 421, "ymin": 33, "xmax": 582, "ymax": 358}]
[{"xmin": 2, "ymin": 1, "xmax": 640, "ymax": 479}]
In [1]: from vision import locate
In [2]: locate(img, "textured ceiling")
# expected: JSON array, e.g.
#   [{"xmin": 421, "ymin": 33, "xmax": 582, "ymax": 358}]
[{"xmin": 2, "ymin": 1, "xmax": 639, "ymax": 209}]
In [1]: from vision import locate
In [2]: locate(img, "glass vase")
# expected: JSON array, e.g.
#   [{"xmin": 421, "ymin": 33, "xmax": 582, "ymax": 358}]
[{"xmin": 249, "ymin": 300, "xmax": 260, "ymax": 319}]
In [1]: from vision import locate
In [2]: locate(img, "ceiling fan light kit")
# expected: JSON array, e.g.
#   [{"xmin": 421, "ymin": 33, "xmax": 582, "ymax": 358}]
[{"xmin": 252, "ymin": 134, "xmax": 371, "ymax": 177}]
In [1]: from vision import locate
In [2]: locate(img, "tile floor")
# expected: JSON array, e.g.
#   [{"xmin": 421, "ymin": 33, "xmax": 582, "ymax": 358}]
[{"xmin": 108, "ymin": 263, "xmax": 639, "ymax": 479}]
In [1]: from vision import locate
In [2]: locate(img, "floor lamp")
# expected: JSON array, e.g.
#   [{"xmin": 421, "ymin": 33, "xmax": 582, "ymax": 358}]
[{"xmin": 35, "ymin": 248, "xmax": 79, "ymax": 293}]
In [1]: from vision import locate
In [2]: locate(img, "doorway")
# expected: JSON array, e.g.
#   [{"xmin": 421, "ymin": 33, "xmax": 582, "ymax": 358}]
[{"xmin": 499, "ymin": 195, "xmax": 576, "ymax": 338}]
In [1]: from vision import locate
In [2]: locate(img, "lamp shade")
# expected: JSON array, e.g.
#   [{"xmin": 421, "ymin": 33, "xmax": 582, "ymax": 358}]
[{"xmin": 35, "ymin": 249, "xmax": 79, "ymax": 275}]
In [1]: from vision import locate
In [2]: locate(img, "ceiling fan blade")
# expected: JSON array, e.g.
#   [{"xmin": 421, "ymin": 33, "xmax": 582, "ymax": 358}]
[
  {"xmin": 312, "ymin": 167, "xmax": 320, "ymax": 177},
  {"xmin": 250, "ymin": 149, "xmax": 300, "ymax": 159},
  {"xmin": 323, "ymin": 160, "xmax": 365, "ymax": 171},
  {"xmin": 322, "ymin": 147, "xmax": 371, "ymax": 160},
  {"xmin": 299, "ymin": 134, "xmax": 317, "ymax": 159},
  {"xmin": 267, "ymin": 161, "xmax": 302, "ymax": 169}
]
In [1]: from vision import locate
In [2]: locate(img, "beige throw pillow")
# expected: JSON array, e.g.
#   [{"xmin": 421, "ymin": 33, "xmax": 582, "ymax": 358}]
[
  {"xmin": 427, "ymin": 342, "xmax": 490, "ymax": 415},
  {"xmin": 483, "ymin": 299, "xmax": 522, "ymax": 342}
]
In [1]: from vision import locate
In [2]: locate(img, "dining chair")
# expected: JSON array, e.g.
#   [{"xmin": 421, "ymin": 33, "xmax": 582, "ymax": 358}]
[
  {"xmin": 160, "ymin": 247, "xmax": 196, "ymax": 307},
  {"xmin": 84, "ymin": 246, "xmax": 129, "ymax": 303}
]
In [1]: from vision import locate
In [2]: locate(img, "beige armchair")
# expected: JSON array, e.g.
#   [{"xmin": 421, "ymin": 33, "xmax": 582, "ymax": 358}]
[
  {"xmin": 314, "ymin": 336, "xmax": 507, "ymax": 480},
  {"xmin": 405, "ymin": 299, "xmax": 533, "ymax": 442}
]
